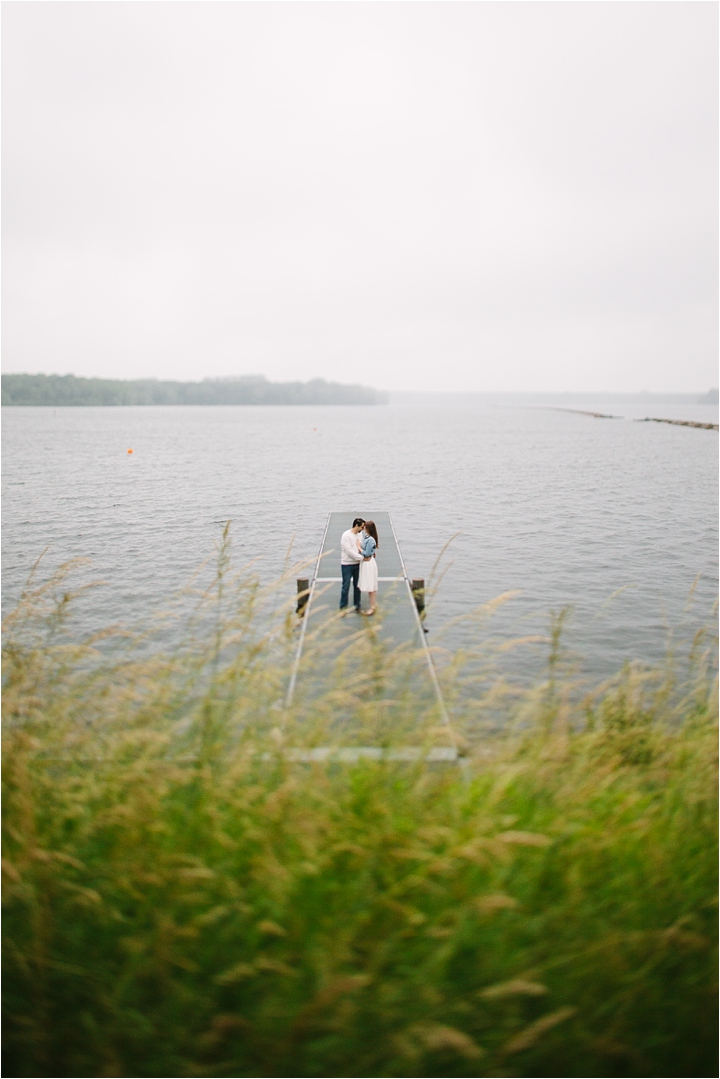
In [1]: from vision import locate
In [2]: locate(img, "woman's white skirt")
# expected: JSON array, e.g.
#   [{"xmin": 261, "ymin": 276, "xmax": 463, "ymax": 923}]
[{"xmin": 358, "ymin": 557, "xmax": 378, "ymax": 593}]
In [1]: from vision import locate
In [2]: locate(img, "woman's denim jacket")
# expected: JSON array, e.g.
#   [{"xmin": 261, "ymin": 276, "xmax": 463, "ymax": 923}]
[{"xmin": 360, "ymin": 535, "xmax": 377, "ymax": 558}]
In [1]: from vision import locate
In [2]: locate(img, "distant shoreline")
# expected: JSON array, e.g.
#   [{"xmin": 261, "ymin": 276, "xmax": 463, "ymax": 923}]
[
  {"xmin": 2, "ymin": 375, "xmax": 717, "ymax": 412},
  {"xmin": 1, "ymin": 373, "xmax": 386, "ymax": 407},
  {"xmin": 387, "ymin": 389, "xmax": 719, "ymax": 407}
]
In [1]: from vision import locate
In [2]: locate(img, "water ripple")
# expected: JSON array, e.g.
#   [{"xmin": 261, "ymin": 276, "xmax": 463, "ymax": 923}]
[{"xmin": 2, "ymin": 404, "xmax": 717, "ymax": 680}]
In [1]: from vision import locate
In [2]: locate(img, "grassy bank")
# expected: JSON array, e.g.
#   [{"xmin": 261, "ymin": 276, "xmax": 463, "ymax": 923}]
[{"xmin": 3, "ymin": 553, "xmax": 717, "ymax": 1077}]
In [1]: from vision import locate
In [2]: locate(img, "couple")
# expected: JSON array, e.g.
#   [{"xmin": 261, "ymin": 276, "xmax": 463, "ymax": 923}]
[{"xmin": 340, "ymin": 517, "xmax": 379, "ymax": 616}]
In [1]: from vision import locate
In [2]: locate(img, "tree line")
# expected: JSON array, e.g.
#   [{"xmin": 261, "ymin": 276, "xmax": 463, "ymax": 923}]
[{"xmin": 1, "ymin": 373, "xmax": 386, "ymax": 406}]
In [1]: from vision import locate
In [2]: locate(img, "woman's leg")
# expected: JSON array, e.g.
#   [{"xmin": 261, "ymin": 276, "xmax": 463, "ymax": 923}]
[{"xmin": 366, "ymin": 590, "xmax": 377, "ymax": 614}]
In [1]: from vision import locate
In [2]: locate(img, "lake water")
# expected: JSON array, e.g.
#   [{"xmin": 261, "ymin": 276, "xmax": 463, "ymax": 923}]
[{"xmin": 2, "ymin": 399, "xmax": 717, "ymax": 683}]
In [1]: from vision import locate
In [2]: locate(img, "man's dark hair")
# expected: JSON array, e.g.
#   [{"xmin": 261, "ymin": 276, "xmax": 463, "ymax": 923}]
[{"xmin": 352, "ymin": 517, "xmax": 365, "ymax": 528}]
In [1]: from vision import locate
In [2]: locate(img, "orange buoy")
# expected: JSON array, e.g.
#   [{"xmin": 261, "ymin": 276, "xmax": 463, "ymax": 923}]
[{"xmin": 127, "ymin": 448, "xmax": 133, "ymax": 454}]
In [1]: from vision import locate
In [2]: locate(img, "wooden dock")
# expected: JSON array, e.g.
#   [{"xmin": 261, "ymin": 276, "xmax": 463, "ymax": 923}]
[{"xmin": 286, "ymin": 512, "xmax": 452, "ymax": 751}]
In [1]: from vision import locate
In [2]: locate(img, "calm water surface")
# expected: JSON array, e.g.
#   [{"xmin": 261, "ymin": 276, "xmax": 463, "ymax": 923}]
[{"xmin": 3, "ymin": 403, "xmax": 717, "ymax": 681}]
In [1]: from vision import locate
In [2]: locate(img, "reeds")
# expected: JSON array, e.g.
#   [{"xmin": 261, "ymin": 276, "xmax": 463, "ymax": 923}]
[{"xmin": 3, "ymin": 544, "xmax": 717, "ymax": 1077}]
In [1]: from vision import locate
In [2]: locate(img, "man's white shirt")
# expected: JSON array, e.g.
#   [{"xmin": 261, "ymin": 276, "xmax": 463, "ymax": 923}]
[{"xmin": 340, "ymin": 529, "xmax": 363, "ymax": 565}]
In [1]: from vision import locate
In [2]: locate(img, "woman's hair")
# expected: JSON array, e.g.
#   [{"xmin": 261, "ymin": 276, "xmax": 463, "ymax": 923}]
[{"xmin": 364, "ymin": 520, "xmax": 379, "ymax": 547}]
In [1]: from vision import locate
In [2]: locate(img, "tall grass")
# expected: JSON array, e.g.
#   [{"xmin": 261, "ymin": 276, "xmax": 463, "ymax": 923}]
[{"xmin": 3, "ymin": 541, "xmax": 717, "ymax": 1077}]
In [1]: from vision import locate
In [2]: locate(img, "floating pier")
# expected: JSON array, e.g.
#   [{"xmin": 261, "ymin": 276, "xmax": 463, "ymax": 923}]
[{"xmin": 286, "ymin": 512, "xmax": 451, "ymax": 749}]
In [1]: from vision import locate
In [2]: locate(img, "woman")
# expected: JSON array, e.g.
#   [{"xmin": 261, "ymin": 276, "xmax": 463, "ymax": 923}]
[{"xmin": 357, "ymin": 520, "xmax": 379, "ymax": 615}]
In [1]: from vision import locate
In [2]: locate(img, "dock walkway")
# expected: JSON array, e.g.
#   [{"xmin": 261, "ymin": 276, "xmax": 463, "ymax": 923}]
[{"xmin": 286, "ymin": 512, "xmax": 450, "ymax": 748}]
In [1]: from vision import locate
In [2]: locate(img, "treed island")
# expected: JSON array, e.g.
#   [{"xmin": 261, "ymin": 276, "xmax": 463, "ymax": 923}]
[{"xmin": 1, "ymin": 372, "xmax": 386, "ymax": 406}]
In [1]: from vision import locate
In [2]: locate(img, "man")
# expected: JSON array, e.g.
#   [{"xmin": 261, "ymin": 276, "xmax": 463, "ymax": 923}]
[{"xmin": 339, "ymin": 517, "xmax": 365, "ymax": 612}]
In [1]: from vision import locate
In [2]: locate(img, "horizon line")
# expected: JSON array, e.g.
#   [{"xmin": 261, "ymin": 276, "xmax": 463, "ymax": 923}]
[{"xmin": 1, "ymin": 372, "xmax": 717, "ymax": 397}]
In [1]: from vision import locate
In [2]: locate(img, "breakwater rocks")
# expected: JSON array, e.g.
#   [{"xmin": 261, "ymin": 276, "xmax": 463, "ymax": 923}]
[
  {"xmin": 638, "ymin": 416, "xmax": 719, "ymax": 431},
  {"xmin": 548, "ymin": 407, "xmax": 717, "ymax": 430},
  {"xmin": 550, "ymin": 408, "xmax": 621, "ymax": 419}
]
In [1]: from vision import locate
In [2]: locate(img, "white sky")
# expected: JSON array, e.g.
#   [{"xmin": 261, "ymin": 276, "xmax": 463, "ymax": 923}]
[{"xmin": 2, "ymin": 1, "xmax": 717, "ymax": 392}]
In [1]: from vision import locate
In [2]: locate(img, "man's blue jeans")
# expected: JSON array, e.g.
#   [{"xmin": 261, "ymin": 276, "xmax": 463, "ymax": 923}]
[{"xmin": 340, "ymin": 563, "xmax": 361, "ymax": 610}]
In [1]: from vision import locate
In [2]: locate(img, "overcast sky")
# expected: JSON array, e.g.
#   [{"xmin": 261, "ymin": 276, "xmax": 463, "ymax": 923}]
[{"xmin": 2, "ymin": 2, "xmax": 717, "ymax": 393}]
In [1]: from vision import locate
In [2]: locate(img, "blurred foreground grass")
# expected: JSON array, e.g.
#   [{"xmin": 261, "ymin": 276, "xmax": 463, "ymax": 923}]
[{"xmin": 2, "ymin": 545, "xmax": 718, "ymax": 1078}]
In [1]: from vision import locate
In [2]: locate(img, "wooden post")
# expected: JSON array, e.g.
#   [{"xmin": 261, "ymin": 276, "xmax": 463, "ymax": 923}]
[
  {"xmin": 296, "ymin": 578, "xmax": 310, "ymax": 616},
  {"xmin": 411, "ymin": 578, "xmax": 425, "ymax": 617}
]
